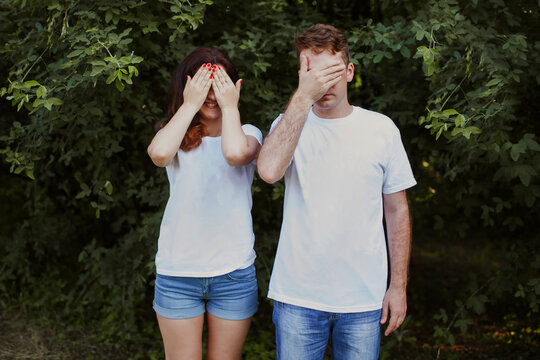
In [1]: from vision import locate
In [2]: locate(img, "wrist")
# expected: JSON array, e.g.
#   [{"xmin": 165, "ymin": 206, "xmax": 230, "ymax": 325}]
[
  {"xmin": 179, "ymin": 103, "xmax": 200, "ymax": 117},
  {"xmin": 293, "ymin": 89, "xmax": 317, "ymax": 108},
  {"xmin": 389, "ymin": 278, "xmax": 408, "ymax": 291},
  {"xmin": 220, "ymin": 106, "xmax": 239, "ymax": 116}
]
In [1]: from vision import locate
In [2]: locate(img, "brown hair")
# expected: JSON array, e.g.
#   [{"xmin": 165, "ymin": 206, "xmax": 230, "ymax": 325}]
[
  {"xmin": 164, "ymin": 47, "xmax": 239, "ymax": 151},
  {"xmin": 294, "ymin": 24, "xmax": 349, "ymax": 65}
]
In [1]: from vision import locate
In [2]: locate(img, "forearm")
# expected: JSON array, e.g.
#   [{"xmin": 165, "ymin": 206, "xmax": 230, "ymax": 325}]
[
  {"xmin": 257, "ymin": 91, "xmax": 312, "ymax": 183},
  {"xmin": 384, "ymin": 191, "xmax": 412, "ymax": 289},
  {"xmin": 220, "ymin": 107, "xmax": 252, "ymax": 166},
  {"xmin": 147, "ymin": 104, "xmax": 198, "ymax": 167}
]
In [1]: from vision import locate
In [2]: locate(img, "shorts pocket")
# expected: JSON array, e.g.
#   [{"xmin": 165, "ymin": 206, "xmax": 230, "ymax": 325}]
[{"xmin": 226, "ymin": 264, "xmax": 256, "ymax": 281}]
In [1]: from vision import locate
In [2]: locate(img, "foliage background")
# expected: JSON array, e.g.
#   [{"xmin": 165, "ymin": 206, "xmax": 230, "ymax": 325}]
[{"xmin": 1, "ymin": 0, "xmax": 539, "ymax": 358}]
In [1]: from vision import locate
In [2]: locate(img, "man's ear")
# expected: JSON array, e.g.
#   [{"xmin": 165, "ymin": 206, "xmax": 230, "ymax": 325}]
[{"xmin": 346, "ymin": 62, "xmax": 355, "ymax": 82}]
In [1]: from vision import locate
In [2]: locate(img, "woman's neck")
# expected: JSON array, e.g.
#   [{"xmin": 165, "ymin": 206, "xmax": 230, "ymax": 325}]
[{"xmin": 200, "ymin": 118, "xmax": 222, "ymax": 137}]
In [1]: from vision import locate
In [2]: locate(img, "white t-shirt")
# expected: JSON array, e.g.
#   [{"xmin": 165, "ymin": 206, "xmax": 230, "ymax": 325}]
[
  {"xmin": 155, "ymin": 124, "xmax": 263, "ymax": 277},
  {"xmin": 267, "ymin": 107, "xmax": 416, "ymax": 313}
]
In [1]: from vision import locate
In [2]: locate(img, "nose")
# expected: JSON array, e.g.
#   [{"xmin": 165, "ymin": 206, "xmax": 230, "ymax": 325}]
[{"xmin": 207, "ymin": 89, "xmax": 216, "ymax": 101}]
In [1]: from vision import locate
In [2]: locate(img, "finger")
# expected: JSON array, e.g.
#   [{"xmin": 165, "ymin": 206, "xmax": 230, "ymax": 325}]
[
  {"xmin": 192, "ymin": 63, "xmax": 207, "ymax": 82},
  {"xmin": 324, "ymin": 73, "xmax": 343, "ymax": 89},
  {"xmin": 320, "ymin": 64, "xmax": 346, "ymax": 78},
  {"xmin": 300, "ymin": 54, "xmax": 309, "ymax": 73},
  {"xmin": 200, "ymin": 65, "xmax": 213, "ymax": 85},
  {"xmin": 216, "ymin": 66, "xmax": 232, "ymax": 86},
  {"xmin": 385, "ymin": 314, "xmax": 398, "ymax": 336},
  {"xmin": 380, "ymin": 301, "xmax": 389, "ymax": 325},
  {"xmin": 213, "ymin": 66, "xmax": 225, "ymax": 86},
  {"xmin": 236, "ymin": 78, "xmax": 243, "ymax": 92}
]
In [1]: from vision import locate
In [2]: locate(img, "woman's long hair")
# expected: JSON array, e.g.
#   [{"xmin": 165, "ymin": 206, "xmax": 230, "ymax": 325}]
[{"xmin": 163, "ymin": 47, "xmax": 239, "ymax": 152}]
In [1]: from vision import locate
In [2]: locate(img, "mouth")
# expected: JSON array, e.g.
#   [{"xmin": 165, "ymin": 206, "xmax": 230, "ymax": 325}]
[{"xmin": 204, "ymin": 101, "xmax": 219, "ymax": 109}]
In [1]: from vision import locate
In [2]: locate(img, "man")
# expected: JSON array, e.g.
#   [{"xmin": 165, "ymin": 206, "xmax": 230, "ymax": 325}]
[{"xmin": 257, "ymin": 24, "xmax": 416, "ymax": 359}]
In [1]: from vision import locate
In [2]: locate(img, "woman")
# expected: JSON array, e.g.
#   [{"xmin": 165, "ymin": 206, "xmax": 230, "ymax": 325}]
[{"xmin": 147, "ymin": 47, "xmax": 262, "ymax": 360}]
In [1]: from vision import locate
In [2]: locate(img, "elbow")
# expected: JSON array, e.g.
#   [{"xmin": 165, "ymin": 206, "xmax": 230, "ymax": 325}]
[
  {"xmin": 147, "ymin": 146, "xmax": 171, "ymax": 167},
  {"xmin": 223, "ymin": 148, "xmax": 252, "ymax": 167},
  {"xmin": 257, "ymin": 163, "xmax": 283, "ymax": 184}
]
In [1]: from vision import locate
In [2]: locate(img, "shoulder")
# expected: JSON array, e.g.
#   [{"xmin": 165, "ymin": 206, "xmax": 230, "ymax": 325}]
[
  {"xmin": 352, "ymin": 106, "xmax": 399, "ymax": 133},
  {"xmin": 241, "ymin": 124, "xmax": 263, "ymax": 143}
]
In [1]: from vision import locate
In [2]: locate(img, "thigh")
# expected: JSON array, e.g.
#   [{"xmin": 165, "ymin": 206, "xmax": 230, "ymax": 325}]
[
  {"xmin": 331, "ymin": 309, "xmax": 382, "ymax": 360},
  {"xmin": 272, "ymin": 301, "xmax": 330, "ymax": 360},
  {"xmin": 206, "ymin": 313, "xmax": 251, "ymax": 360},
  {"xmin": 153, "ymin": 274, "xmax": 206, "ymax": 319},
  {"xmin": 156, "ymin": 313, "xmax": 204, "ymax": 360},
  {"xmin": 206, "ymin": 264, "xmax": 258, "ymax": 321}
]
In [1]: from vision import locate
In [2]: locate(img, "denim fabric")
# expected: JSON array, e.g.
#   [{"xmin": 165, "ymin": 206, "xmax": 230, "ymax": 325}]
[
  {"xmin": 153, "ymin": 264, "xmax": 258, "ymax": 320},
  {"xmin": 273, "ymin": 301, "xmax": 381, "ymax": 359}
]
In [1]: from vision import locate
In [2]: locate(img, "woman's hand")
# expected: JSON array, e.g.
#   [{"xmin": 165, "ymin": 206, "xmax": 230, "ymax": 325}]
[
  {"xmin": 183, "ymin": 63, "xmax": 213, "ymax": 111},
  {"xmin": 212, "ymin": 65, "xmax": 242, "ymax": 111}
]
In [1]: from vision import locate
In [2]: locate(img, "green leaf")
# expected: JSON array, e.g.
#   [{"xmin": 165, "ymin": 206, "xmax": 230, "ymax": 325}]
[
  {"xmin": 115, "ymin": 79, "xmax": 125, "ymax": 92},
  {"xmin": 400, "ymin": 46, "xmax": 411, "ymax": 58},
  {"xmin": 106, "ymin": 72, "xmax": 116, "ymax": 84},
  {"xmin": 511, "ymin": 165, "xmax": 536, "ymax": 186},
  {"xmin": 24, "ymin": 80, "xmax": 40, "ymax": 87},
  {"xmin": 104, "ymin": 180, "xmax": 113, "ymax": 195},
  {"xmin": 105, "ymin": 10, "xmax": 113, "ymax": 23},
  {"xmin": 443, "ymin": 109, "xmax": 459, "ymax": 116},
  {"xmin": 25, "ymin": 168, "xmax": 35, "ymax": 180},
  {"xmin": 67, "ymin": 49, "xmax": 84, "ymax": 58}
]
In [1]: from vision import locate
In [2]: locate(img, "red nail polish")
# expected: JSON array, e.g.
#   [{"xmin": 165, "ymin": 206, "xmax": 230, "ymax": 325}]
[
  {"xmin": 212, "ymin": 65, "xmax": 216, "ymax": 69},
  {"xmin": 210, "ymin": 75, "xmax": 214, "ymax": 79},
  {"xmin": 202, "ymin": 64, "xmax": 206, "ymax": 68},
  {"xmin": 240, "ymin": 79, "xmax": 243, "ymax": 83},
  {"xmin": 218, "ymin": 66, "xmax": 221, "ymax": 70},
  {"xmin": 186, "ymin": 75, "xmax": 189, "ymax": 80}
]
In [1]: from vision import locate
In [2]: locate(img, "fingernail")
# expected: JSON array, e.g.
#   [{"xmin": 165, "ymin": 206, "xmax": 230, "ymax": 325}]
[
  {"xmin": 202, "ymin": 64, "xmax": 206, "ymax": 68},
  {"xmin": 186, "ymin": 75, "xmax": 189, "ymax": 80},
  {"xmin": 210, "ymin": 75, "xmax": 214, "ymax": 79},
  {"xmin": 240, "ymin": 79, "xmax": 243, "ymax": 83},
  {"xmin": 218, "ymin": 66, "xmax": 221, "ymax": 70},
  {"xmin": 212, "ymin": 64, "xmax": 216, "ymax": 68}
]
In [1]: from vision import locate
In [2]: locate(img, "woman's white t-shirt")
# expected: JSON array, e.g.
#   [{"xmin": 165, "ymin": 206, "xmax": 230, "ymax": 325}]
[{"xmin": 155, "ymin": 124, "xmax": 262, "ymax": 277}]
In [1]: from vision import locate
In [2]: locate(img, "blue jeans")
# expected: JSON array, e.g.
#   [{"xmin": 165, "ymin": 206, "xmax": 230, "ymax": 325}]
[
  {"xmin": 153, "ymin": 264, "xmax": 258, "ymax": 320},
  {"xmin": 273, "ymin": 301, "xmax": 381, "ymax": 360}
]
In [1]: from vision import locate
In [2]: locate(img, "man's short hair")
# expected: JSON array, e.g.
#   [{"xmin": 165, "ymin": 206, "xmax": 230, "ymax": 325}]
[{"xmin": 295, "ymin": 24, "xmax": 349, "ymax": 65}]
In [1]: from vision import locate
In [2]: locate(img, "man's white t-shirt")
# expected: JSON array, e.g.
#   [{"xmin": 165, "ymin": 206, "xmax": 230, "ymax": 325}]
[
  {"xmin": 155, "ymin": 124, "xmax": 263, "ymax": 277},
  {"xmin": 267, "ymin": 107, "xmax": 416, "ymax": 313}
]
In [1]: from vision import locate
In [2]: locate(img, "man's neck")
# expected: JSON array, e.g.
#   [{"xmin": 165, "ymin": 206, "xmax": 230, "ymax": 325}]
[{"xmin": 313, "ymin": 102, "xmax": 353, "ymax": 119}]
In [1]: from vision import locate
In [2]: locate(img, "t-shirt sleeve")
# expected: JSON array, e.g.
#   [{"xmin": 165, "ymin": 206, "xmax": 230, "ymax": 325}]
[
  {"xmin": 269, "ymin": 114, "xmax": 284, "ymax": 134},
  {"xmin": 242, "ymin": 124, "xmax": 263, "ymax": 145},
  {"xmin": 382, "ymin": 126, "xmax": 417, "ymax": 194}
]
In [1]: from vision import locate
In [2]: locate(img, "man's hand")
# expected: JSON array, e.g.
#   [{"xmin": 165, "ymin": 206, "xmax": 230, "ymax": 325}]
[
  {"xmin": 183, "ymin": 63, "xmax": 213, "ymax": 111},
  {"xmin": 380, "ymin": 285, "xmax": 407, "ymax": 336},
  {"xmin": 296, "ymin": 54, "xmax": 345, "ymax": 103}
]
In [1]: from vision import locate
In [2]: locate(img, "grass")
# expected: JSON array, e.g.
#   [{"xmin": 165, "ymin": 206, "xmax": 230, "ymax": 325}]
[
  {"xmin": 0, "ymin": 310, "xmax": 125, "ymax": 360},
  {"xmin": 1, "ymin": 235, "xmax": 538, "ymax": 359}
]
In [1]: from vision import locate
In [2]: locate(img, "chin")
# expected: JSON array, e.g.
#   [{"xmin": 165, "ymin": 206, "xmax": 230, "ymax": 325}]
[
  {"xmin": 199, "ymin": 109, "xmax": 222, "ymax": 122},
  {"xmin": 314, "ymin": 100, "xmax": 337, "ymax": 110}
]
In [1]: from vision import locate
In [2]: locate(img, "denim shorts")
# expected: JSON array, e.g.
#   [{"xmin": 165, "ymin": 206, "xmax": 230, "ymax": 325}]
[
  {"xmin": 153, "ymin": 264, "xmax": 258, "ymax": 320},
  {"xmin": 273, "ymin": 301, "xmax": 381, "ymax": 360}
]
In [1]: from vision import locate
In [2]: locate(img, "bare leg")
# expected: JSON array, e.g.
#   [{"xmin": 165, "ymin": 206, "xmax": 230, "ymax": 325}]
[
  {"xmin": 206, "ymin": 313, "xmax": 252, "ymax": 360},
  {"xmin": 156, "ymin": 313, "xmax": 204, "ymax": 360}
]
